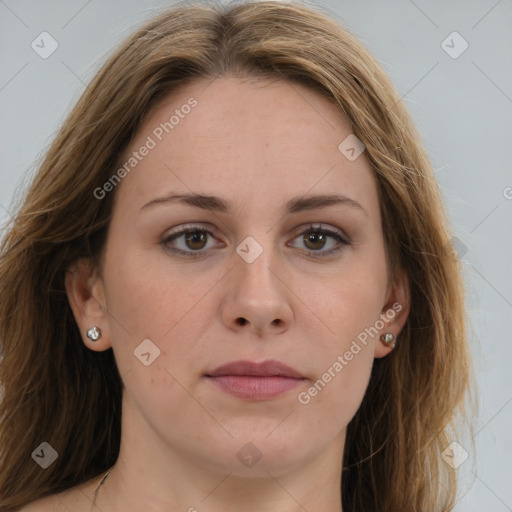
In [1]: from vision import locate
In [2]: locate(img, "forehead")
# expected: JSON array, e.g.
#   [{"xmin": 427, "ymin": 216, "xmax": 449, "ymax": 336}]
[{"xmin": 112, "ymin": 75, "xmax": 380, "ymax": 222}]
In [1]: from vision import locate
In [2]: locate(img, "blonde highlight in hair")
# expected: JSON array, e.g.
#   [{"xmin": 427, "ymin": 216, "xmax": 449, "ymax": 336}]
[{"xmin": 0, "ymin": 1, "xmax": 476, "ymax": 510}]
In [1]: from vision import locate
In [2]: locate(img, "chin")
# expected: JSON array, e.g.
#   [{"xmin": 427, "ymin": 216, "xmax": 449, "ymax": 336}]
[{"xmin": 195, "ymin": 433, "xmax": 317, "ymax": 478}]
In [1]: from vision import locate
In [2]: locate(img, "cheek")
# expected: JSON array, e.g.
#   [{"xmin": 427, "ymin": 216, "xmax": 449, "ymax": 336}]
[
  {"xmin": 314, "ymin": 257, "xmax": 387, "ymax": 343},
  {"xmin": 296, "ymin": 250, "xmax": 386, "ymax": 408},
  {"xmin": 101, "ymin": 241, "xmax": 216, "ymax": 386},
  {"xmin": 297, "ymin": 334, "xmax": 375, "ymax": 432},
  {"xmin": 102, "ymin": 241, "xmax": 208, "ymax": 340}
]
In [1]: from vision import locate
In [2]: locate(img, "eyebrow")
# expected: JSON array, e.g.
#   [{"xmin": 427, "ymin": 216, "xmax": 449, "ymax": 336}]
[{"xmin": 140, "ymin": 192, "xmax": 367, "ymax": 217}]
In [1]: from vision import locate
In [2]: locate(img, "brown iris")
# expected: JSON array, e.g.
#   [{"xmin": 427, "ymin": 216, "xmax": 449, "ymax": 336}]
[
  {"xmin": 185, "ymin": 231, "xmax": 208, "ymax": 250},
  {"xmin": 303, "ymin": 231, "xmax": 326, "ymax": 251}
]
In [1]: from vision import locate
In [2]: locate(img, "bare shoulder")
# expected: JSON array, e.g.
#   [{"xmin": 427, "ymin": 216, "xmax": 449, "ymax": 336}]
[
  {"xmin": 16, "ymin": 476, "xmax": 102, "ymax": 512},
  {"xmin": 16, "ymin": 492, "xmax": 66, "ymax": 512}
]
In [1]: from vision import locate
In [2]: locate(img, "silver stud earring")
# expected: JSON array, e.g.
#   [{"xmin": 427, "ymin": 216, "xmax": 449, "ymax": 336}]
[
  {"xmin": 86, "ymin": 326, "xmax": 102, "ymax": 342},
  {"xmin": 380, "ymin": 333, "xmax": 396, "ymax": 349}
]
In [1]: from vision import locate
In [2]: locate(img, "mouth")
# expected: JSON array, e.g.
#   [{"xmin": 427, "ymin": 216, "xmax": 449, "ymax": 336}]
[{"xmin": 205, "ymin": 359, "xmax": 306, "ymax": 401}]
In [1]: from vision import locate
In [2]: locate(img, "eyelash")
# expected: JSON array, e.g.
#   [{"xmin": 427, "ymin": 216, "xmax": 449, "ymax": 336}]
[{"xmin": 161, "ymin": 223, "xmax": 351, "ymax": 259}]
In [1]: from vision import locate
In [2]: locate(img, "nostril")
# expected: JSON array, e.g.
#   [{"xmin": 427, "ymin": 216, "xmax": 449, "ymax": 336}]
[{"xmin": 237, "ymin": 318, "xmax": 247, "ymax": 326}]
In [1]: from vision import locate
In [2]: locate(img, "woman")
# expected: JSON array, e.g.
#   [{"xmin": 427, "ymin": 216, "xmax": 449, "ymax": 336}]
[{"xmin": 0, "ymin": 1, "xmax": 476, "ymax": 511}]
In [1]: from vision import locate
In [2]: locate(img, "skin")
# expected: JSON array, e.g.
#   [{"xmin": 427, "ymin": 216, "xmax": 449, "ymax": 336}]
[{"xmin": 24, "ymin": 75, "xmax": 409, "ymax": 512}]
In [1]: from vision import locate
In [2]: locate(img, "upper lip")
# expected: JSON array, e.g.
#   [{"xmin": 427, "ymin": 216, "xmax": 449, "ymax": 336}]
[{"xmin": 206, "ymin": 359, "xmax": 304, "ymax": 379}]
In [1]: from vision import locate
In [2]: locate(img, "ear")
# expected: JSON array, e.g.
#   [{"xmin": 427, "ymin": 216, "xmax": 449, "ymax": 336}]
[
  {"xmin": 65, "ymin": 258, "xmax": 112, "ymax": 352},
  {"xmin": 374, "ymin": 267, "xmax": 410, "ymax": 358}
]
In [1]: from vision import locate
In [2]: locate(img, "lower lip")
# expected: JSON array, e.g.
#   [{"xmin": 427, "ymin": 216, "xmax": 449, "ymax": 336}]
[{"xmin": 206, "ymin": 375, "xmax": 305, "ymax": 400}]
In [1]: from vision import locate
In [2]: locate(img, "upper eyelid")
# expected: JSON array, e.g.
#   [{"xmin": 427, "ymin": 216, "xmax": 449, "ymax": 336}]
[{"xmin": 163, "ymin": 222, "xmax": 346, "ymax": 237}]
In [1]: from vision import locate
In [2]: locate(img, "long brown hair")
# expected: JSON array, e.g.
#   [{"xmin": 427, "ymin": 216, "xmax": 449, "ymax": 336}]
[{"xmin": 0, "ymin": 1, "xmax": 477, "ymax": 510}]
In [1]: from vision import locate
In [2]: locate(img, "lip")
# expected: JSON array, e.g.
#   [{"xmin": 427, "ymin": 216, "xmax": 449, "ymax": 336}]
[
  {"xmin": 205, "ymin": 359, "xmax": 306, "ymax": 400},
  {"xmin": 207, "ymin": 359, "xmax": 304, "ymax": 378}
]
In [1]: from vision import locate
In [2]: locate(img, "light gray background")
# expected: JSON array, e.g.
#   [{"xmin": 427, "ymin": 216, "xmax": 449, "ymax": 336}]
[{"xmin": 1, "ymin": 0, "xmax": 511, "ymax": 510}]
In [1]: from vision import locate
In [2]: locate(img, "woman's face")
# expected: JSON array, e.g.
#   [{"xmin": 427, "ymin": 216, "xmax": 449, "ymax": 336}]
[{"xmin": 70, "ymin": 75, "xmax": 408, "ymax": 478}]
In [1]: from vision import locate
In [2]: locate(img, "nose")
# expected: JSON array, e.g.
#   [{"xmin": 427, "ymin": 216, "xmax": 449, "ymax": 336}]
[{"xmin": 220, "ymin": 243, "xmax": 293, "ymax": 337}]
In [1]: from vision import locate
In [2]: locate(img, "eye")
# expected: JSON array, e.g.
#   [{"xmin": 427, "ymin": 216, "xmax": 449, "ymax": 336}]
[
  {"xmin": 288, "ymin": 223, "xmax": 350, "ymax": 258},
  {"xmin": 161, "ymin": 223, "xmax": 350, "ymax": 259},
  {"xmin": 161, "ymin": 224, "xmax": 219, "ymax": 258}
]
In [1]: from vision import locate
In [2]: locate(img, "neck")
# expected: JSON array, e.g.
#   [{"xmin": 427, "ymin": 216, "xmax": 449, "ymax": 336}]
[
  {"xmin": 95, "ymin": 459, "xmax": 344, "ymax": 512},
  {"xmin": 93, "ymin": 394, "xmax": 345, "ymax": 512}
]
